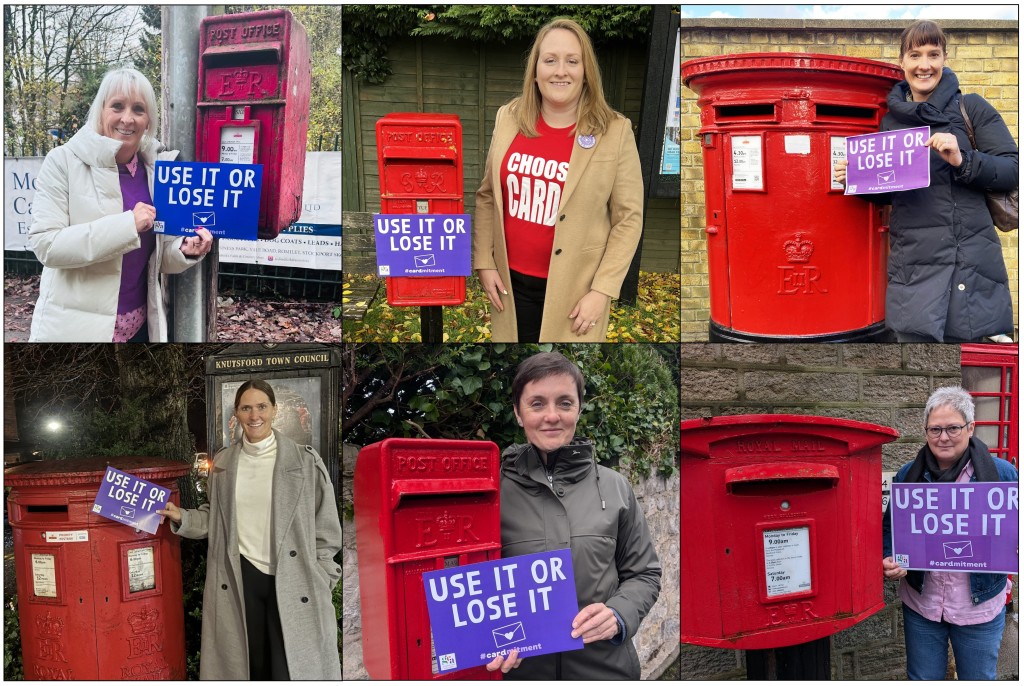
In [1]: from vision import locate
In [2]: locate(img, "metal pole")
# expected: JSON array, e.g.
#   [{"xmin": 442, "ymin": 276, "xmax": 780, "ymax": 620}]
[{"xmin": 162, "ymin": 5, "xmax": 213, "ymax": 341}]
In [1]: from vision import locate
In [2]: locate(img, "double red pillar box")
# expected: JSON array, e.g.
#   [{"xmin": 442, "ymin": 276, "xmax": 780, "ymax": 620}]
[
  {"xmin": 682, "ymin": 54, "xmax": 904, "ymax": 341},
  {"xmin": 376, "ymin": 113, "xmax": 466, "ymax": 306},
  {"xmin": 680, "ymin": 415, "xmax": 898, "ymax": 649},
  {"xmin": 196, "ymin": 9, "xmax": 310, "ymax": 239},
  {"xmin": 6, "ymin": 457, "xmax": 190, "ymax": 680},
  {"xmin": 354, "ymin": 438, "xmax": 501, "ymax": 679}
]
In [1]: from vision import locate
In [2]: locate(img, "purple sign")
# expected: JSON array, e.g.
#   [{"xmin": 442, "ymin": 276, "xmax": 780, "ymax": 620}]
[
  {"xmin": 845, "ymin": 126, "xmax": 931, "ymax": 195},
  {"xmin": 422, "ymin": 549, "xmax": 583, "ymax": 674},
  {"xmin": 891, "ymin": 482, "xmax": 1018, "ymax": 574},
  {"xmin": 90, "ymin": 466, "xmax": 171, "ymax": 535},
  {"xmin": 373, "ymin": 213, "xmax": 471, "ymax": 277}
]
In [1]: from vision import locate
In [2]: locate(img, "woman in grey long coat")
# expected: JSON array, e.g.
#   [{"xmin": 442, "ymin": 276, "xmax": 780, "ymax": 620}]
[{"xmin": 159, "ymin": 380, "xmax": 342, "ymax": 679}]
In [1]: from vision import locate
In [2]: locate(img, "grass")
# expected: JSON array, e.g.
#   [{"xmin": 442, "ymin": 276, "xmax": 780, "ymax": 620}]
[{"xmin": 342, "ymin": 271, "xmax": 680, "ymax": 342}]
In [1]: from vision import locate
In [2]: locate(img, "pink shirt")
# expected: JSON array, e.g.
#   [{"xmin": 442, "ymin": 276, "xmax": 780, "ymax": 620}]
[{"xmin": 899, "ymin": 462, "xmax": 1011, "ymax": 624}]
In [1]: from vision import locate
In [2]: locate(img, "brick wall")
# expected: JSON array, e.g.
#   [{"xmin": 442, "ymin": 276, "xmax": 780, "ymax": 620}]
[
  {"xmin": 680, "ymin": 20, "xmax": 1019, "ymax": 341},
  {"xmin": 341, "ymin": 444, "xmax": 681, "ymax": 680},
  {"xmin": 679, "ymin": 343, "xmax": 1017, "ymax": 679}
]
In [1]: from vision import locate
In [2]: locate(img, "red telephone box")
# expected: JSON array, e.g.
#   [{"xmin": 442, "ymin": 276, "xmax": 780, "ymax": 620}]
[
  {"xmin": 6, "ymin": 457, "xmax": 189, "ymax": 680},
  {"xmin": 683, "ymin": 54, "xmax": 904, "ymax": 342},
  {"xmin": 354, "ymin": 438, "xmax": 500, "ymax": 679},
  {"xmin": 196, "ymin": 9, "xmax": 310, "ymax": 239},
  {"xmin": 376, "ymin": 113, "xmax": 466, "ymax": 306},
  {"xmin": 680, "ymin": 415, "xmax": 898, "ymax": 649}
]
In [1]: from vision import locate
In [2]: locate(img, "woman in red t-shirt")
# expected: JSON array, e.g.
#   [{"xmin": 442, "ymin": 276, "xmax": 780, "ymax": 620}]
[{"xmin": 473, "ymin": 18, "xmax": 644, "ymax": 342}]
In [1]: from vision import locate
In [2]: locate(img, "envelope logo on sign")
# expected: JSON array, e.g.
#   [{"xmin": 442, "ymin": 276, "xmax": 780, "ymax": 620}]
[
  {"xmin": 414, "ymin": 254, "xmax": 436, "ymax": 268},
  {"xmin": 876, "ymin": 170, "xmax": 896, "ymax": 184},
  {"xmin": 192, "ymin": 211, "xmax": 216, "ymax": 227},
  {"xmin": 492, "ymin": 621, "xmax": 526, "ymax": 648},
  {"xmin": 120, "ymin": 506, "xmax": 136, "ymax": 518},
  {"xmin": 943, "ymin": 540, "xmax": 973, "ymax": 559}
]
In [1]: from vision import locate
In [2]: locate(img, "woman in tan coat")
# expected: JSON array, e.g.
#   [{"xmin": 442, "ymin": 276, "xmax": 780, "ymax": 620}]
[{"xmin": 473, "ymin": 18, "xmax": 644, "ymax": 342}]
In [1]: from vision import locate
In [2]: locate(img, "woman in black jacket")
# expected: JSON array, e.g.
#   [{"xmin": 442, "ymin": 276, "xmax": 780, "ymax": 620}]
[{"xmin": 835, "ymin": 20, "xmax": 1017, "ymax": 342}]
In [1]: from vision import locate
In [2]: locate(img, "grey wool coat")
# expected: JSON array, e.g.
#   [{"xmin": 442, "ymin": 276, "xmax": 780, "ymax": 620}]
[{"xmin": 173, "ymin": 431, "xmax": 342, "ymax": 679}]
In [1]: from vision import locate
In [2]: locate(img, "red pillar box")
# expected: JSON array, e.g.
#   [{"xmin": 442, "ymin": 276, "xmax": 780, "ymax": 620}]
[
  {"xmin": 354, "ymin": 438, "xmax": 501, "ymax": 679},
  {"xmin": 196, "ymin": 9, "xmax": 310, "ymax": 239},
  {"xmin": 376, "ymin": 113, "xmax": 467, "ymax": 306},
  {"xmin": 6, "ymin": 457, "xmax": 189, "ymax": 680},
  {"xmin": 682, "ymin": 54, "xmax": 904, "ymax": 342},
  {"xmin": 680, "ymin": 415, "xmax": 898, "ymax": 649}
]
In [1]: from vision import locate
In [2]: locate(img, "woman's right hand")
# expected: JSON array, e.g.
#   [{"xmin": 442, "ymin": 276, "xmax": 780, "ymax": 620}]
[
  {"xmin": 156, "ymin": 501, "xmax": 182, "ymax": 524},
  {"xmin": 132, "ymin": 202, "xmax": 157, "ymax": 233},
  {"xmin": 833, "ymin": 158, "xmax": 849, "ymax": 186},
  {"xmin": 485, "ymin": 648, "xmax": 521, "ymax": 673},
  {"xmin": 477, "ymin": 269, "xmax": 507, "ymax": 313},
  {"xmin": 882, "ymin": 556, "xmax": 907, "ymax": 581}
]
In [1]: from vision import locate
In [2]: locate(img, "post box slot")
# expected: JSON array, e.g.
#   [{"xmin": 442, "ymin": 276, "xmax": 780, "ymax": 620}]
[
  {"xmin": 724, "ymin": 463, "xmax": 839, "ymax": 496},
  {"xmin": 815, "ymin": 104, "xmax": 876, "ymax": 120},
  {"xmin": 22, "ymin": 504, "xmax": 69, "ymax": 521},
  {"xmin": 201, "ymin": 43, "xmax": 282, "ymax": 67},
  {"xmin": 715, "ymin": 103, "xmax": 777, "ymax": 120}
]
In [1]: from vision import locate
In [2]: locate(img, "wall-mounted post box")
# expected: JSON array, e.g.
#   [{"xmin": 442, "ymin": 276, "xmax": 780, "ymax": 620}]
[
  {"xmin": 376, "ymin": 113, "xmax": 466, "ymax": 306},
  {"xmin": 196, "ymin": 9, "xmax": 310, "ymax": 239},
  {"xmin": 680, "ymin": 415, "xmax": 899, "ymax": 649},
  {"xmin": 354, "ymin": 438, "xmax": 500, "ymax": 679},
  {"xmin": 682, "ymin": 54, "xmax": 904, "ymax": 342},
  {"xmin": 6, "ymin": 457, "xmax": 190, "ymax": 680}
]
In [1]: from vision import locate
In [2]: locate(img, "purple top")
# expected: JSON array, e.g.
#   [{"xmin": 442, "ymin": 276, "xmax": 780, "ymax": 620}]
[{"xmin": 117, "ymin": 161, "xmax": 156, "ymax": 316}]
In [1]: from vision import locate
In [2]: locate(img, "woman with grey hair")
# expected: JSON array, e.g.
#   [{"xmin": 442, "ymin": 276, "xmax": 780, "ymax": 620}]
[
  {"xmin": 882, "ymin": 386, "xmax": 1017, "ymax": 679},
  {"xmin": 28, "ymin": 67, "xmax": 213, "ymax": 342}
]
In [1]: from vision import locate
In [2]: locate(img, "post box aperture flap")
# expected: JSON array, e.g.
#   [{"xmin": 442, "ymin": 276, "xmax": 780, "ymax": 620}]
[
  {"xmin": 354, "ymin": 438, "xmax": 501, "ymax": 679},
  {"xmin": 197, "ymin": 9, "xmax": 310, "ymax": 240},
  {"xmin": 680, "ymin": 415, "xmax": 898, "ymax": 650}
]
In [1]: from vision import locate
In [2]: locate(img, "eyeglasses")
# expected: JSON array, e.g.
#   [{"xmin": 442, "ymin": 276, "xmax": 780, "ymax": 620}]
[{"xmin": 925, "ymin": 424, "xmax": 968, "ymax": 438}]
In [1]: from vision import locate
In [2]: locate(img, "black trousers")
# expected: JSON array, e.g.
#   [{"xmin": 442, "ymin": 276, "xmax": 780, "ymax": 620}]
[
  {"xmin": 509, "ymin": 269, "xmax": 547, "ymax": 343},
  {"xmin": 240, "ymin": 555, "xmax": 290, "ymax": 680}
]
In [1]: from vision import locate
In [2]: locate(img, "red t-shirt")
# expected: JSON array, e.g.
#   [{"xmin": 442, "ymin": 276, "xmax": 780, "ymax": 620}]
[{"xmin": 501, "ymin": 117, "xmax": 575, "ymax": 279}]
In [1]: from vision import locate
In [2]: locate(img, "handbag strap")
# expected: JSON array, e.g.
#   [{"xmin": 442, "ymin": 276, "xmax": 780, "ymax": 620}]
[{"xmin": 958, "ymin": 93, "xmax": 978, "ymax": 151}]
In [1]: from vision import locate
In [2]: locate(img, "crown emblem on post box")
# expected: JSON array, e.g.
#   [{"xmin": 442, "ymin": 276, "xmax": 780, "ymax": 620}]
[
  {"xmin": 415, "ymin": 167, "xmax": 428, "ymax": 188},
  {"xmin": 783, "ymin": 233, "xmax": 814, "ymax": 263},
  {"xmin": 36, "ymin": 611, "xmax": 64, "ymax": 639},
  {"xmin": 437, "ymin": 510, "xmax": 456, "ymax": 540},
  {"xmin": 127, "ymin": 607, "xmax": 161, "ymax": 635}
]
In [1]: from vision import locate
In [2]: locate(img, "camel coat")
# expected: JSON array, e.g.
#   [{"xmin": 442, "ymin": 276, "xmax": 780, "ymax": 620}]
[
  {"xmin": 28, "ymin": 126, "xmax": 202, "ymax": 342},
  {"xmin": 173, "ymin": 431, "xmax": 342, "ymax": 680},
  {"xmin": 473, "ymin": 104, "xmax": 644, "ymax": 342}
]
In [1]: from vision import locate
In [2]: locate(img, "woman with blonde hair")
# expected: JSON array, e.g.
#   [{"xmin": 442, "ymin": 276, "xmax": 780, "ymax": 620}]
[
  {"xmin": 28, "ymin": 67, "xmax": 212, "ymax": 342},
  {"xmin": 474, "ymin": 18, "xmax": 643, "ymax": 342}
]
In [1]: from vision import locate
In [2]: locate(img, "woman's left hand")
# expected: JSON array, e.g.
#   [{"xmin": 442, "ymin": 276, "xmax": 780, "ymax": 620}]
[
  {"xmin": 568, "ymin": 290, "xmax": 610, "ymax": 336},
  {"xmin": 926, "ymin": 132, "xmax": 963, "ymax": 168},
  {"xmin": 570, "ymin": 603, "xmax": 619, "ymax": 643},
  {"xmin": 180, "ymin": 228, "xmax": 214, "ymax": 257}
]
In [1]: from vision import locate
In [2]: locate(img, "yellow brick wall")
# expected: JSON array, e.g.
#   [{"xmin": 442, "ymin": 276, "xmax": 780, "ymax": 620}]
[{"xmin": 680, "ymin": 20, "xmax": 1019, "ymax": 341}]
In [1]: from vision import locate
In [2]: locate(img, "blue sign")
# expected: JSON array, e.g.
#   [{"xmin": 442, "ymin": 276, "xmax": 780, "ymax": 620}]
[
  {"xmin": 153, "ymin": 161, "xmax": 263, "ymax": 240},
  {"xmin": 422, "ymin": 549, "xmax": 583, "ymax": 674},
  {"xmin": 891, "ymin": 482, "xmax": 1018, "ymax": 574},
  {"xmin": 90, "ymin": 466, "xmax": 171, "ymax": 535},
  {"xmin": 373, "ymin": 213, "xmax": 471, "ymax": 277}
]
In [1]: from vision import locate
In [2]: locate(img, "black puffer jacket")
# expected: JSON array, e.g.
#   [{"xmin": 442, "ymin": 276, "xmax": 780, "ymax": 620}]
[
  {"xmin": 500, "ymin": 440, "xmax": 661, "ymax": 680},
  {"xmin": 879, "ymin": 67, "xmax": 1016, "ymax": 341}
]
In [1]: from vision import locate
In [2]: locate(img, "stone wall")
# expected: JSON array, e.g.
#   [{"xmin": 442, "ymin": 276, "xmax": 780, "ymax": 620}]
[
  {"xmin": 680, "ymin": 19, "xmax": 1019, "ymax": 341},
  {"xmin": 341, "ymin": 443, "xmax": 680, "ymax": 680},
  {"xmin": 679, "ymin": 343, "xmax": 1017, "ymax": 680}
]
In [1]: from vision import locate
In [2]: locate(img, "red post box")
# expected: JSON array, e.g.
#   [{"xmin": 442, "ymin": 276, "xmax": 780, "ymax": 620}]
[
  {"xmin": 354, "ymin": 438, "xmax": 500, "ymax": 680},
  {"xmin": 196, "ymin": 9, "xmax": 310, "ymax": 239},
  {"xmin": 682, "ymin": 54, "xmax": 904, "ymax": 342},
  {"xmin": 680, "ymin": 415, "xmax": 898, "ymax": 649},
  {"xmin": 5, "ymin": 457, "xmax": 190, "ymax": 679},
  {"xmin": 376, "ymin": 113, "xmax": 466, "ymax": 306}
]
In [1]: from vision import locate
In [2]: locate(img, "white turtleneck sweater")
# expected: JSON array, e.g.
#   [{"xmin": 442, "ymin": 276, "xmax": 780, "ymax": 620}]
[{"xmin": 236, "ymin": 432, "xmax": 276, "ymax": 575}]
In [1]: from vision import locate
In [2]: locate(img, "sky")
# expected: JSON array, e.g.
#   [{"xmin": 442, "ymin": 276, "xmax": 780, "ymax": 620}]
[{"xmin": 680, "ymin": 4, "xmax": 1019, "ymax": 20}]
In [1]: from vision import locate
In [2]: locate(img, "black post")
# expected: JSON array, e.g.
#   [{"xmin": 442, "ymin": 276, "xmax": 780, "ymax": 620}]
[
  {"xmin": 420, "ymin": 306, "xmax": 444, "ymax": 343},
  {"xmin": 746, "ymin": 637, "xmax": 832, "ymax": 680}
]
